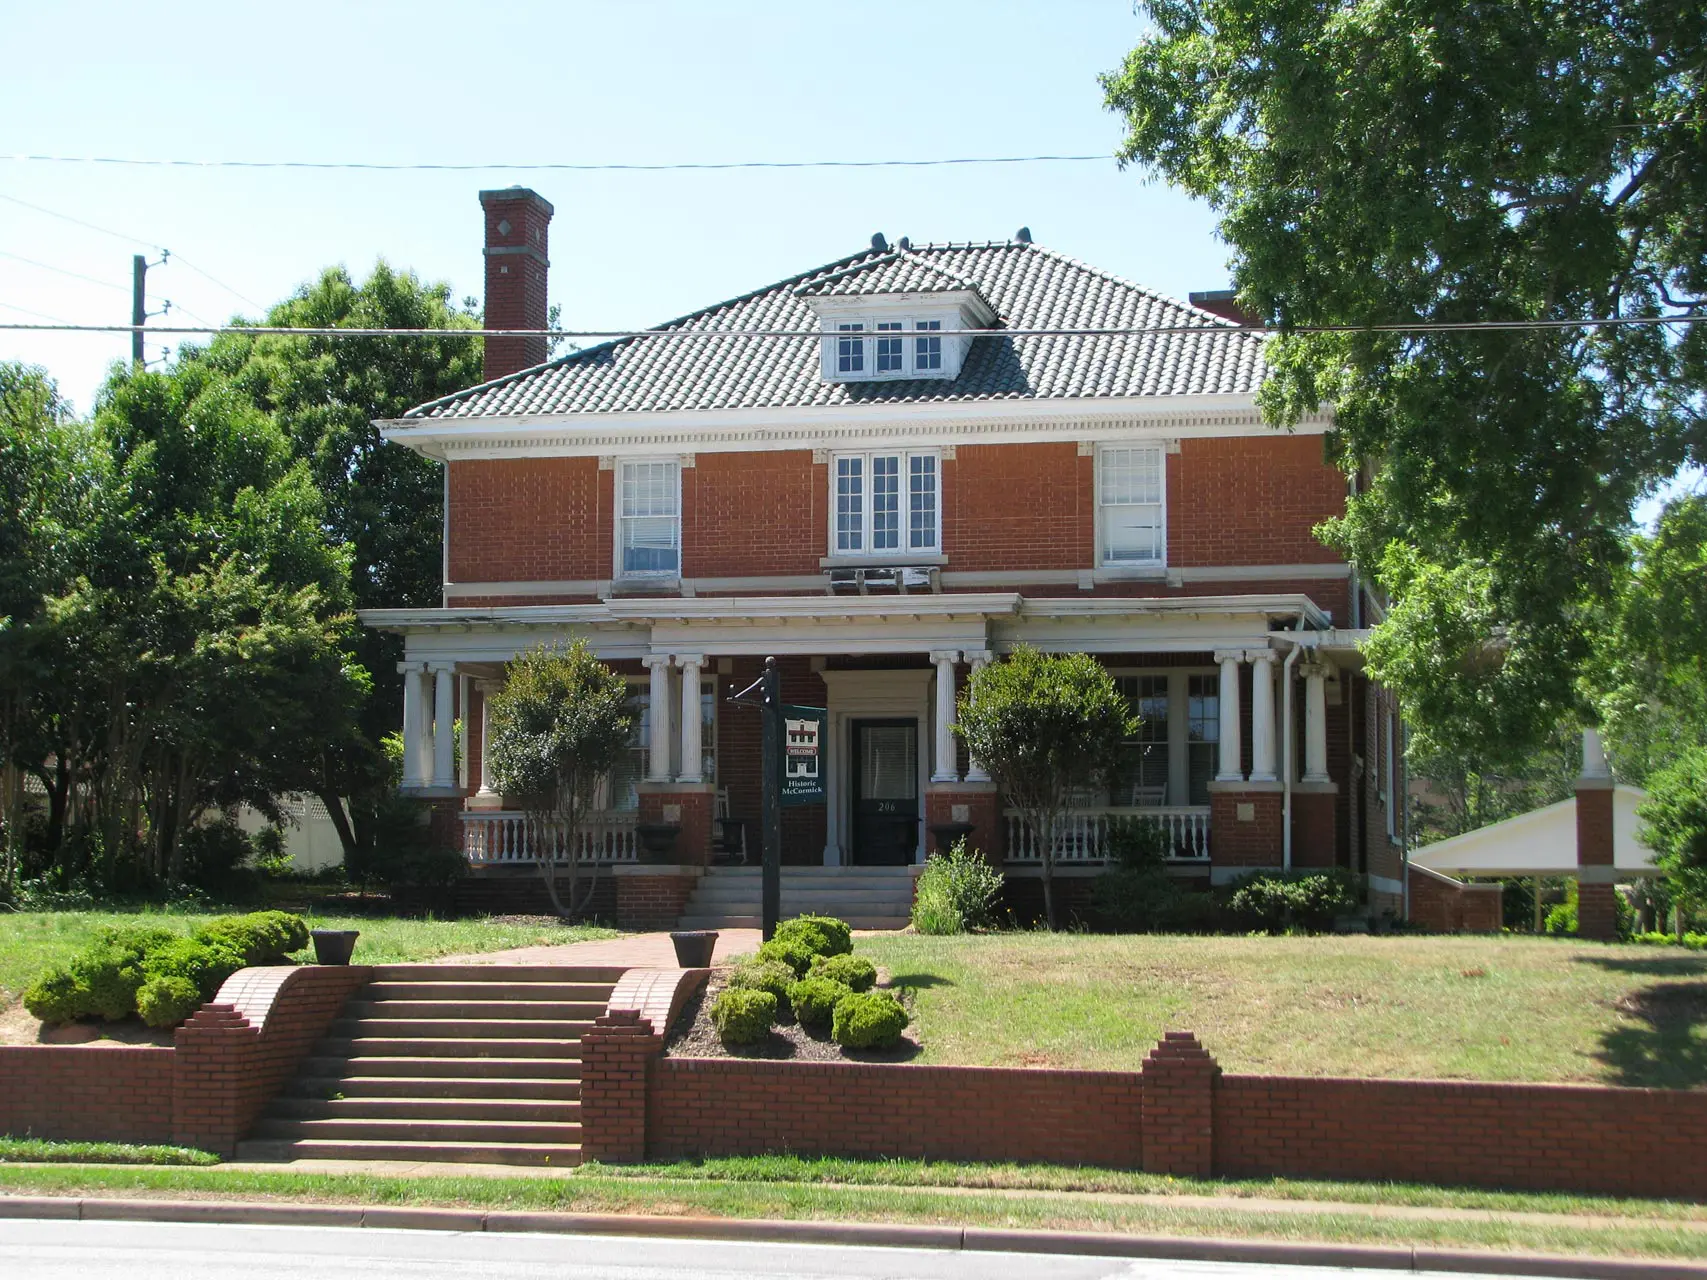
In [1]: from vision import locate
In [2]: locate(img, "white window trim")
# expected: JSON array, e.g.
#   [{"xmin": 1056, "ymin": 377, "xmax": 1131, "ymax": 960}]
[
  {"xmin": 828, "ymin": 448, "xmax": 942, "ymax": 558},
  {"xmin": 614, "ymin": 457, "xmax": 683, "ymax": 581},
  {"xmin": 1094, "ymin": 443, "xmax": 1168, "ymax": 571},
  {"xmin": 822, "ymin": 316, "xmax": 950, "ymax": 382}
]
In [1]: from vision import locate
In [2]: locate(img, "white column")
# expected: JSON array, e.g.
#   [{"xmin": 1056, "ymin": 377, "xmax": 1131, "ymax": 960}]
[
  {"xmin": 1247, "ymin": 648, "xmax": 1278, "ymax": 783},
  {"xmin": 643, "ymin": 655, "xmax": 673, "ymax": 782},
  {"xmin": 676, "ymin": 654, "xmax": 705, "ymax": 783},
  {"xmin": 430, "ymin": 663, "xmax": 456, "ymax": 788},
  {"xmin": 930, "ymin": 649, "xmax": 961, "ymax": 784},
  {"xmin": 476, "ymin": 680, "xmax": 498, "ymax": 797},
  {"xmin": 963, "ymin": 649, "xmax": 993, "ymax": 783},
  {"xmin": 399, "ymin": 661, "xmax": 427, "ymax": 788},
  {"xmin": 1214, "ymin": 649, "xmax": 1245, "ymax": 782},
  {"xmin": 1302, "ymin": 662, "xmax": 1331, "ymax": 782}
]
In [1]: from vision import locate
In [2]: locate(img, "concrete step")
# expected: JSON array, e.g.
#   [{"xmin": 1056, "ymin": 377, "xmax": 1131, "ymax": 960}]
[
  {"xmin": 233, "ymin": 1138, "xmax": 581, "ymax": 1167},
  {"xmin": 328, "ymin": 1018, "xmax": 593, "ymax": 1041},
  {"xmin": 676, "ymin": 914, "xmax": 912, "ymax": 931},
  {"xmin": 268, "ymin": 1096, "xmax": 580, "ymax": 1123},
  {"xmin": 368, "ymin": 964, "xmax": 627, "ymax": 984},
  {"xmin": 289, "ymin": 1075, "xmax": 580, "ymax": 1101},
  {"xmin": 300, "ymin": 1054, "xmax": 582, "ymax": 1078},
  {"xmin": 687, "ymin": 884, "xmax": 914, "ymax": 901},
  {"xmin": 702, "ymin": 867, "xmax": 917, "ymax": 879},
  {"xmin": 251, "ymin": 1116, "xmax": 581, "ymax": 1145},
  {"xmin": 362, "ymin": 981, "xmax": 613, "ymax": 1003},
  {"xmin": 316, "ymin": 1037, "xmax": 584, "ymax": 1060},
  {"xmin": 341, "ymin": 1000, "xmax": 607, "ymax": 1022}
]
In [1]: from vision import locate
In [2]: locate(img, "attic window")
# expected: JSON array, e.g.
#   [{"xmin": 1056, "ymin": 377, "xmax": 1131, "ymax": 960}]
[
  {"xmin": 823, "ymin": 315, "xmax": 951, "ymax": 382},
  {"xmin": 836, "ymin": 323, "xmax": 865, "ymax": 374}
]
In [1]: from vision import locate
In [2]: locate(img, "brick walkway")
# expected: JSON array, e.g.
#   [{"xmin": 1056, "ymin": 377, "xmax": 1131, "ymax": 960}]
[{"xmin": 434, "ymin": 928, "xmax": 764, "ymax": 970}]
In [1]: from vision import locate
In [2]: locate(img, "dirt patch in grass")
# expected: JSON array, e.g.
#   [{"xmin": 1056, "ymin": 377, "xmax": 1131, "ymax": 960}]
[{"xmin": 664, "ymin": 970, "xmax": 921, "ymax": 1063}]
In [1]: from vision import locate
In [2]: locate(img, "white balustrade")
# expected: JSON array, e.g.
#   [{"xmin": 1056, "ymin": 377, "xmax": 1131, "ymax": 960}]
[
  {"xmin": 461, "ymin": 810, "xmax": 639, "ymax": 865},
  {"xmin": 1003, "ymin": 807, "xmax": 1211, "ymax": 863}
]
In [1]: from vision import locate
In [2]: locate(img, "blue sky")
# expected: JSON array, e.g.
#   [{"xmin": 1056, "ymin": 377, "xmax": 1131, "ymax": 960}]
[{"xmin": 0, "ymin": 0, "xmax": 1230, "ymax": 416}]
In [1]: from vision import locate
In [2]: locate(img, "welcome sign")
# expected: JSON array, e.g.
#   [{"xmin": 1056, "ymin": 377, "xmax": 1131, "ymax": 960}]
[{"xmin": 780, "ymin": 705, "xmax": 827, "ymax": 807}]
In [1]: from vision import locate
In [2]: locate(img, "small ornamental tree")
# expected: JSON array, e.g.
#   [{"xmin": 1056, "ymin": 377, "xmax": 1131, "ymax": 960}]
[
  {"xmin": 954, "ymin": 647, "xmax": 1137, "ymax": 929},
  {"xmin": 486, "ymin": 641, "xmax": 633, "ymax": 919},
  {"xmin": 1638, "ymin": 745, "xmax": 1707, "ymax": 928}
]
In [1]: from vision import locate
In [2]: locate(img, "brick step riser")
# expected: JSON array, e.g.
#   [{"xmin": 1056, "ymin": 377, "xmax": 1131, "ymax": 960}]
[
  {"xmin": 300, "ymin": 1054, "xmax": 582, "ymax": 1078},
  {"xmin": 316, "ymin": 1037, "xmax": 584, "ymax": 1060},
  {"xmin": 234, "ymin": 1139, "xmax": 582, "ymax": 1167},
  {"xmin": 329, "ymin": 1020, "xmax": 594, "ymax": 1040},
  {"xmin": 362, "ymin": 983, "xmax": 613, "ymax": 1002},
  {"xmin": 288, "ymin": 1076, "xmax": 580, "ymax": 1101},
  {"xmin": 342, "ymin": 1001, "xmax": 607, "ymax": 1021},
  {"xmin": 367, "ymin": 965, "xmax": 627, "ymax": 984},
  {"xmin": 268, "ymin": 1097, "xmax": 581, "ymax": 1123},
  {"xmin": 251, "ymin": 1118, "xmax": 582, "ymax": 1144}
]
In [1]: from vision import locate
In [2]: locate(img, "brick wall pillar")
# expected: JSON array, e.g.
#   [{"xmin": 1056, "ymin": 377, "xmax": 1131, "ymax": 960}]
[
  {"xmin": 637, "ymin": 783, "xmax": 715, "ymax": 865},
  {"xmin": 171, "ymin": 1005, "xmax": 260, "ymax": 1156},
  {"xmin": 1140, "ymin": 1031, "xmax": 1220, "ymax": 1177},
  {"xmin": 923, "ymin": 784, "xmax": 1002, "ymax": 860},
  {"xmin": 1577, "ymin": 780, "xmax": 1618, "ymax": 942},
  {"xmin": 580, "ymin": 1009, "xmax": 664, "ymax": 1163},
  {"xmin": 1208, "ymin": 785, "xmax": 1283, "ymax": 875},
  {"xmin": 1290, "ymin": 786, "xmax": 1338, "ymax": 868}
]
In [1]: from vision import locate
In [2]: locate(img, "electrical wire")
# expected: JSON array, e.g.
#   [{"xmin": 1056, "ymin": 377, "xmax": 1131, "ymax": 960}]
[
  {"xmin": 0, "ymin": 317, "xmax": 1701, "ymax": 340},
  {"xmin": 0, "ymin": 300, "xmax": 80, "ymax": 325},
  {"xmin": 1, "ymin": 152, "xmax": 1110, "ymax": 173},
  {"xmin": 0, "ymin": 249, "xmax": 130, "ymax": 292}
]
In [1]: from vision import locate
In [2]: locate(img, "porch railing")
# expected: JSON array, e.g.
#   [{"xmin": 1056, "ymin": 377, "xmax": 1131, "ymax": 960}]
[
  {"xmin": 460, "ymin": 810, "xmax": 640, "ymax": 865},
  {"xmin": 1004, "ymin": 807, "xmax": 1211, "ymax": 863}
]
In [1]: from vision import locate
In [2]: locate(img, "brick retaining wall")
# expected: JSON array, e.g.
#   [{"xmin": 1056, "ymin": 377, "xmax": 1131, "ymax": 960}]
[{"xmin": 0, "ymin": 1046, "xmax": 178, "ymax": 1144}]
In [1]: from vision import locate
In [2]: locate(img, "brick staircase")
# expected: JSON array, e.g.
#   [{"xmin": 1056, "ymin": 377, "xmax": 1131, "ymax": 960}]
[
  {"xmin": 677, "ymin": 865, "xmax": 916, "ymax": 930},
  {"xmin": 235, "ymin": 964, "xmax": 625, "ymax": 1167}
]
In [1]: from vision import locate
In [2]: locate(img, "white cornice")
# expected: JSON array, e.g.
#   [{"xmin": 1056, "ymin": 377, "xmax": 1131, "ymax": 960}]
[{"xmin": 379, "ymin": 394, "xmax": 1331, "ymax": 461}]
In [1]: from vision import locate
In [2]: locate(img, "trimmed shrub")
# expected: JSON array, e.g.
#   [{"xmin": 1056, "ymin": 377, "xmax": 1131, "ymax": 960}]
[
  {"xmin": 831, "ymin": 989, "xmax": 909, "ymax": 1049},
  {"xmin": 727, "ymin": 958, "xmax": 796, "ymax": 1006},
  {"xmin": 788, "ymin": 975, "xmax": 852, "ymax": 1028},
  {"xmin": 136, "ymin": 975, "xmax": 201, "ymax": 1028},
  {"xmin": 773, "ymin": 914, "xmax": 853, "ymax": 960},
  {"xmin": 710, "ymin": 987, "xmax": 777, "ymax": 1045},
  {"xmin": 23, "ymin": 966, "xmax": 89, "ymax": 1024},
  {"xmin": 70, "ymin": 927, "xmax": 177, "ymax": 1020},
  {"xmin": 192, "ymin": 911, "xmax": 309, "ymax": 964},
  {"xmin": 911, "ymin": 842, "xmax": 1004, "ymax": 935},
  {"xmin": 1217, "ymin": 869, "xmax": 1362, "ymax": 934},
  {"xmin": 756, "ymin": 936, "xmax": 818, "ymax": 977},
  {"xmin": 809, "ymin": 952, "xmax": 876, "ymax": 992},
  {"xmin": 141, "ymin": 936, "xmax": 245, "ymax": 1000}
]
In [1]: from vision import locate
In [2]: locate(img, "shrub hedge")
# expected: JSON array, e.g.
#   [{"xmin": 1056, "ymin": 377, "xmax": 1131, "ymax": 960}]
[
  {"xmin": 787, "ymin": 975, "xmax": 852, "ymax": 1028},
  {"xmin": 809, "ymin": 952, "xmax": 876, "ymax": 992},
  {"xmin": 710, "ymin": 987, "xmax": 777, "ymax": 1045},
  {"xmin": 773, "ymin": 915, "xmax": 852, "ymax": 960},
  {"xmin": 830, "ymin": 989, "xmax": 909, "ymax": 1049},
  {"xmin": 727, "ymin": 958, "xmax": 796, "ymax": 1006}
]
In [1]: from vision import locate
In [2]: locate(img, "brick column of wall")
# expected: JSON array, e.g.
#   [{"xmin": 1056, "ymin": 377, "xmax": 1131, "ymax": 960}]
[
  {"xmin": 1290, "ymin": 787, "xmax": 1338, "ymax": 868},
  {"xmin": 1576, "ymin": 780, "xmax": 1618, "ymax": 941},
  {"xmin": 579, "ymin": 1008, "xmax": 665, "ymax": 1163},
  {"xmin": 1209, "ymin": 789, "xmax": 1283, "ymax": 873},
  {"xmin": 923, "ymin": 785, "xmax": 1002, "ymax": 860},
  {"xmin": 613, "ymin": 868, "xmax": 702, "ymax": 930},
  {"xmin": 637, "ymin": 785, "xmax": 716, "ymax": 865},
  {"xmin": 1140, "ymin": 1031, "xmax": 1220, "ymax": 1177}
]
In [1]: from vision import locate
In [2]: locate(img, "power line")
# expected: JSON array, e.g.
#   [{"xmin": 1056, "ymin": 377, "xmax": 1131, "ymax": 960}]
[
  {"xmin": 0, "ymin": 249, "xmax": 130, "ymax": 292},
  {"xmin": 0, "ymin": 300, "xmax": 80, "ymax": 325},
  {"xmin": 1, "ymin": 151, "xmax": 1110, "ymax": 174},
  {"xmin": 0, "ymin": 316, "xmax": 1702, "ymax": 341}
]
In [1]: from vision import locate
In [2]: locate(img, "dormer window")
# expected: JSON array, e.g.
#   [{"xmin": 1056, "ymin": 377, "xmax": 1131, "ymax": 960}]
[
  {"xmin": 820, "ymin": 315, "xmax": 954, "ymax": 382},
  {"xmin": 875, "ymin": 322, "xmax": 905, "ymax": 373},
  {"xmin": 914, "ymin": 320, "xmax": 942, "ymax": 371},
  {"xmin": 836, "ymin": 323, "xmax": 865, "ymax": 375}
]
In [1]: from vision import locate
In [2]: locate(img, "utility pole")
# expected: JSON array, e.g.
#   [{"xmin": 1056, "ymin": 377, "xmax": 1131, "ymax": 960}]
[{"xmin": 131, "ymin": 254, "xmax": 147, "ymax": 369}]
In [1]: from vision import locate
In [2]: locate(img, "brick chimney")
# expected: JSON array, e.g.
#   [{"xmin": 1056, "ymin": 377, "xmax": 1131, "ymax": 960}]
[
  {"xmin": 1189, "ymin": 288, "xmax": 1258, "ymax": 327},
  {"xmin": 479, "ymin": 187, "xmax": 554, "ymax": 381},
  {"xmin": 1575, "ymin": 726, "xmax": 1618, "ymax": 941}
]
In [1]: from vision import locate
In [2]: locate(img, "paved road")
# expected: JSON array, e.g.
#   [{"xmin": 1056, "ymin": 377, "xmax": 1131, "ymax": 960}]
[{"xmin": 0, "ymin": 1218, "xmax": 1517, "ymax": 1280}]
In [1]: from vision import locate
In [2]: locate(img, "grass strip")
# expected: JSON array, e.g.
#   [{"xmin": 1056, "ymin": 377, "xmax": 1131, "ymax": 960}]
[
  {"xmin": 0, "ymin": 1165, "xmax": 1701, "ymax": 1260},
  {"xmin": 584, "ymin": 1155, "xmax": 1707, "ymax": 1222},
  {"xmin": 0, "ymin": 1139, "xmax": 217, "ymax": 1167}
]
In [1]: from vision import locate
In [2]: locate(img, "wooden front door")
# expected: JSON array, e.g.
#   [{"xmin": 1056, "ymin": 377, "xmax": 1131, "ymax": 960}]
[{"xmin": 850, "ymin": 718, "xmax": 919, "ymax": 866}]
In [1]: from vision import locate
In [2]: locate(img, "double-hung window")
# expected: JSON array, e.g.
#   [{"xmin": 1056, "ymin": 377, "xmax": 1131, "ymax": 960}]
[
  {"xmin": 1098, "ymin": 445, "xmax": 1165, "ymax": 565},
  {"xmin": 875, "ymin": 321, "xmax": 905, "ymax": 373},
  {"xmin": 836, "ymin": 323, "xmax": 866, "ymax": 375},
  {"xmin": 823, "ymin": 316, "xmax": 948, "ymax": 381},
  {"xmin": 1112, "ymin": 675, "xmax": 1170, "ymax": 807},
  {"xmin": 832, "ymin": 450, "xmax": 939, "ymax": 555},
  {"xmin": 617, "ymin": 459, "xmax": 680, "ymax": 578},
  {"xmin": 914, "ymin": 319, "xmax": 942, "ymax": 371}
]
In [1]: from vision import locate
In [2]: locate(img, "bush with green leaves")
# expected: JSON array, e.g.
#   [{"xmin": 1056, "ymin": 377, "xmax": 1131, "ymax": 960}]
[
  {"xmin": 22, "ymin": 967, "xmax": 88, "ymax": 1024},
  {"xmin": 727, "ymin": 958, "xmax": 796, "ymax": 1006},
  {"xmin": 71, "ymin": 927, "xmax": 177, "ymax": 1020},
  {"xmin": 831, "ymin": 989, "xmax": 909, "ymax": 1050},
  {"xmin": 710, "ymin": 987, "xmax": 777, "ymax": 1045},
  {"xmin": 140, "ymin": 936, "xmax": 245, "ymax": 1001},
  {"xmin": 192, "ymin": 911, "xmax": 310, "ymax": 964},
  {"xmin": 136, "ymin": 975, "xmax": 202, "ymax": 1028},
  {"xmin": 1640, "ymin": 745, "xmax": 1707, "ymax": 916},
  {"xmin": 1217, "ymin": 869, "xmax": 1363, "ymax": 934},
  {"xmin": 755, "ymin": 936, "xmax": 816, "ymax": 977},
  {"xmin": 773, "ymin": 914, "xmax": 853, "ymax": 960},
  {"xmin": 788, "ymin": 975, "xmax": 852, "ymax": 1029},
  {"xmin": 911, "ymin": 840, "xmax": 1005, "ymax": 935},
  {"xmin": 1542, "ymin": 880, "xmax": 1637, "ymax": 940},
  {"xmin": 809, "ymin": 952, "xmax": 876, "ymax": 992}
]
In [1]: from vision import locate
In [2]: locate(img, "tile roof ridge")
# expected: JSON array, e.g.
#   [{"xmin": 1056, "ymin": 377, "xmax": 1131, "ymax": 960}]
[{"xmin": 1006, "ymin": 241, "xmax": 1253, "ymax": 331}]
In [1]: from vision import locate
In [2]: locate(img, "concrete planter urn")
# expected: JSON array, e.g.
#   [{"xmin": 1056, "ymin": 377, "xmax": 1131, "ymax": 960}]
[
  {"xmin": 311, "ymin": 929, "xmax": 360, "ymax": 965},
  {"xmin": 670, "ymin": 930, "xmax": 718, "ymax": 968},
  {"xmin": 929, "ymin": 820, "xmax": 977, "ymax": 854},
  {"xmin": 635, "ymin": 821, "xmax": 682, "ymax": 863}
]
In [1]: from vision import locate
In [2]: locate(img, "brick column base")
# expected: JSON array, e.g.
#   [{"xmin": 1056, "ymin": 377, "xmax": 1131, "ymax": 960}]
[
  {"xmin": 924, "ymin": 785, "xmax": 1002, "ymax": 860},
  {"xmin": 1578, "ymin": 883, "xmax": 1620, "ymax": 941},
  {"xmin": 1576, "ymin": 781, "xmax": 1617, "ymax": 941},
  {"xmin": 1290, "ymin": 788, "xmax": 1338, "ymax": 868},
  {"xmin": 1209, "ymin": 787, "xmax": 1283, "ymax": 874},
  {"xmin": 613, "ymin": 867, "xmax": 702, "ymax": 931},
  {"xmin": 1140, "ymin": 1031, "xmax": 1220, "ymax": 1177},
  {"xmin": 637, "ymin": 784, "xmax": 716, "ymax": 865},
  {"xmin": 580, "ymin": 1008, "xmax": 664, "ymax": 1163}
]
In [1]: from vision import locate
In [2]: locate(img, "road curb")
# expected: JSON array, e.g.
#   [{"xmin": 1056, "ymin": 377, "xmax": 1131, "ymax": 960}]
[{"xmin": 1, "ymin": 1194, "xmax": 1701, "ymax": 1278}]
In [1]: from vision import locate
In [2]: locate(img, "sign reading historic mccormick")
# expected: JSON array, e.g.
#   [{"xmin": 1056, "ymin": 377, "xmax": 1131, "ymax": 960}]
[{"xmin": 780, "ymin": 705, "xmax": 827, "ymax": 807}]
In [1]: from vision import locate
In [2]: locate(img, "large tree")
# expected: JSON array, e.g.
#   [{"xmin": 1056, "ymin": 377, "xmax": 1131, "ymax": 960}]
[
  {"xmin": 1104, "ymin": 0, "xmax": 1706, "ymax": 765},
  {"xmin": 196, "ymin": 264, "xmax": 482, "ymax": 865}
]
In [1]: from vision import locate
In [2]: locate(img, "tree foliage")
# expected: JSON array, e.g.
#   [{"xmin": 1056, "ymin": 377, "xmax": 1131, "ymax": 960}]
[
  {"xmin": 1105, "ymin": 0, "xmax": 1707, "ymax": 764},
  {"xmin": 485, "ymin": 642, "xmax": 633, "ymax": 918},
  {"xmin": 954, "ymin": 647, "xmax": 1136, "ymax": 928}
]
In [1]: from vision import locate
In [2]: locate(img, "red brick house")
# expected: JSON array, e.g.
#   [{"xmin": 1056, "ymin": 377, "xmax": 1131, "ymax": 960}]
[{"xmin": 360, "ymin": 187, "xmax": 1412, "ymax": 926}]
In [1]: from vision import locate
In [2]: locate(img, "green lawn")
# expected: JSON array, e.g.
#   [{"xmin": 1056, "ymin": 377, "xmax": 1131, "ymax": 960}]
[
  {"xmin": 0, "ymin": 910, "xmax": 619, "ymax": 1009},
  {"xmin": 0, "ymin": 1163, "xmax": 1700, "ymax": 1260},
  {"xmin": 853, "ymin": 932, "xmax": 1707, "ymax": 1087}
]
